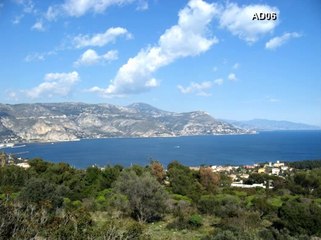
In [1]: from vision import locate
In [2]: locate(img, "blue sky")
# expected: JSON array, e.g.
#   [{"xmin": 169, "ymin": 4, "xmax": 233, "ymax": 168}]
[{"xmin": 0, "ymin": 0, "xmax": 320, "ymax": 126}]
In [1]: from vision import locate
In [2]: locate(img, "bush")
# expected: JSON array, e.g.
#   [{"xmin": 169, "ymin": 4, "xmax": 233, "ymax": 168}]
[
  {"xmin": 189, "ymin": 214, "xmax": 203, "ymax": 227},
  {"xmin": 19, "ymin": 178, "xmax": 64, "ymax": 208},
  {"xmin": 198, "ymin": 194, "xmax": 216, "ymax": 214},
  {"xmin": 113, "ymin": 170, "xmax": 168, "ymax": 222}
]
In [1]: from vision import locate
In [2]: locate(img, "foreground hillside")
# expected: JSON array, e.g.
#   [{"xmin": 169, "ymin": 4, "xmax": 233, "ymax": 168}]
[
  {"xmin": 0, "ymin": 102, "xmax": 251, "ymax": 143},
  {"xmin": 0, "ymin": 158, "xmax": 321, "ymax": 239}
]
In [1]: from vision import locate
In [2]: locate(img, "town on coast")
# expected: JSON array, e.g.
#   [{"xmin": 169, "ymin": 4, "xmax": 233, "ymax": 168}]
[{"xmin": 2, "ymin": 151, "xmax": 291, "ymax": 189}]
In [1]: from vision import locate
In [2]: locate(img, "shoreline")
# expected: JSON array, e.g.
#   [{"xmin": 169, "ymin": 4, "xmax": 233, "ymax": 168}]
[
  {"xmin": 1, "ymin": 131, "xmax": 258, "ymax": 146},
  {"xmin": 3, "ymin": 130, "xmax": 321, "ymax": 147}
]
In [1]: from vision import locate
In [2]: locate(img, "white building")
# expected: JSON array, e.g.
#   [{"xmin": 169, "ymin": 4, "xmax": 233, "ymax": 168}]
[
  {"xmin": 272, "ymin": 168, "xmax": 280, "ymax": 175},
  {"xmin": 16, "ymin": 162, "xmax": 30, "ymax": 169}
]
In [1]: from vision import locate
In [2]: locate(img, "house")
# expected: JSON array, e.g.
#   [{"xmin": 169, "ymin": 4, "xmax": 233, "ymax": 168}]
[
  {"xmin": 258, "ymin": 168, "xmax": 266, "ymax": 174},
  {"xmin": 229, "ymin": 174, "xmax": 237, "ymax": 181},
  {"xmin": 231, "ymin": 181, "xmax": 266, "ymax": 189},
  {"xmin": 189, "ymin": 166, "xmax": 200, "ymax": 171},
  {"xmin": 16, "ymin": 162, "xmax": 30, "ymax": 169},
  {"xmin": 271, "ymin": 168, "xmax": 280, "ymax": 175},
  {"xmin": 240, "ymin": 174, "xmax": 249, "ymax": 179},
  {"xmin": 281, "ymin": 166, "xmax": 289, "ymax": 171},
  {"xmin": 273, "ymin": 160, "xmax": 284, "ymax": 167}
]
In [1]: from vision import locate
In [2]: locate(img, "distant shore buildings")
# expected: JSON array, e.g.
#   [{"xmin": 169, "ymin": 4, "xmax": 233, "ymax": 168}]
[{"xmin": 189, "ymin": 160, "xmax": 291, "ymax": 189}]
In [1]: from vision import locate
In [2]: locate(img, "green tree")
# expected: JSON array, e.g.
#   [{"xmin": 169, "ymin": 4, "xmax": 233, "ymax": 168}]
[
  {"xmin": 198, "ymin": 194, "xmax": 217, "ymax": 214},
  {"xmin": 113, "ymin": 170, "xmax": 168, "ymax": 222},
  {"xmin": 100, "ymin": 165, "xmax": 122, "ymax": 189},
  {"xmin": 167, "ymin": 161, "xmax": 202, "ymax": 201},
  {"xmin": 0, "ymin": 165, "xmax": 29, "ymax": 192},
  {"xmin": 28, "ymin": 158, "xmax": 51, "ymax": 175},
  {"xmin": 19, "ymin": 178, "xmax": 64, "ymax": 208},
  {"xmin": 278, "ymin": 199, "xmax": 321, "ymax": 236}
]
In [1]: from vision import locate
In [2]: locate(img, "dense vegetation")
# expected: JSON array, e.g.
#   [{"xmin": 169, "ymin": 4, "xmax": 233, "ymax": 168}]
[
  {"xmin": 287, "ymin": 159, "xmax": 321, "ymax": 170},
  {"xmin": 1, "ymin": 158, "xmax": 321, "ymax": 239}
]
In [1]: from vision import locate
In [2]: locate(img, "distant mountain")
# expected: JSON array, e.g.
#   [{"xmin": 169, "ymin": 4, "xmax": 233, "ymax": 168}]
[
  {"xmin": 0, "ymin": 102, "xmax": 252, "ymax": 143},
  {"xmin": 225, "ymin": 119, "xmax": 320, "ymax": 131}
]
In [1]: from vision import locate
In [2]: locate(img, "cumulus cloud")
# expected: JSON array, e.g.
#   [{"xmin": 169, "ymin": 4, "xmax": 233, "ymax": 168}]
[
  {"xmin": 46, "ymin": 0, "xmax": 147, "ymax": 19},
  {"xmin": 31, "ymin": 20, "xmax": 45, "ymax": 31},
  {"xmin": 89, "ymin": 0, "xmax": 219, "ymax": 97},
  {"xmin": 74, "ymin": 49, "xmax": 118, "ymax": 66},
  {"xmin": 265, "ymin": 32, "xmax": 301, "ymax": 50},
  {"xmin": 228, "ymin": 73, "xmax": 237, "ymax": 81},
  {"xmin": 219, "ymin": 3, "xmax": 279, "ymax": 43},
  {"xmin": 73, "ymin": 27, "xmax": 131, "ymax": 48},
  {"xmin": 178, "ymin": 81, "xmax": 213, "ymax": 96},
  {"xmin": 25, "ymin": 71, "xmax": 79, "ymax": 98}
]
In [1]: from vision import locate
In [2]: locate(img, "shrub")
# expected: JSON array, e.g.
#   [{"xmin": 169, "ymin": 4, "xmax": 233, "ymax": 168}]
[{"xmin": 189, "ymin": 214, "xmax": 203, "ymax": 227}]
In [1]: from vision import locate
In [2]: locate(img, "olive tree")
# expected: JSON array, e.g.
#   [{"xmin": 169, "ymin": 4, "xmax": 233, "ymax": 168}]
[{"xmin": 113, "ymin": 170, "xmax": 168, "ymax": 222}]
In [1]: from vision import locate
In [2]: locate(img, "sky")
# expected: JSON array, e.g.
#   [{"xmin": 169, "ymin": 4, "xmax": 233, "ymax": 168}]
[{"xmin": 0, "ymin": 0, "xmax": 320, "ymax": 126}]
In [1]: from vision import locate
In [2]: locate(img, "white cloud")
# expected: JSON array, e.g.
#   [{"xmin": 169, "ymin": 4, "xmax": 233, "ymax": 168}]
[
  {"xmin": 24, "ymin": 50, "xmax": 56, "ymax": 62},
  {"xmin": 269, "ymin": 98, "xmax": 279, "ymax": 103},
  {"xmin": 25, "ymin": 71, "xmax": 79, "ymax": 98},
  {"xmin": 219, "ymin": 3, "xmax": 279, "ymax": 43},
  {"xmin": 11, "ymin": 0, "xmax": 37, "ymax": 24},
  {"xmin": 228, "ymin": 73, "xmax": 237, "ymax": 81},
  {"xmin": 12, "ymin": 15, "xmax": 24, "ymax": 24},
  {"xmin": 145, "ymin": 78, "xmax": 159, "ymax": 88},
  {"xmin": 74, "ymin": 49, "xmax": 118, "ymax": 66},
  {"xmin": 137, "ymin": 0, "xmax": 148, "ymax": 11},
  {"xmin": 14, "ymin": 0, "xmax": 36, "ymax": 14},
  {"xmin": 178, "ymin": 81, "xmax": 213, "ymax": 96},
  {"xmin": 89, "ymin": 0, "xmax": 219, "ymax": 97},
  {"xmin": 45, "ymin": 6, "xmax": 60, "ymax": 21},
  {"xmin": 214, "ymin": 78, "xmax": 224, "ymax": 85},
  {"xmin": 63, "ymin": 0, "xmax": 134, "ymax": 17},
  {"xmin": 6, "ymin": 91, "xmax": 19, "ymax": 101},
  {"xmin": 266, "ymin": 96, "xmax": 280, "ymax": 103},
  {"xmin": 265, "ymin": 32, "xmax": 301, "ymax": 50},
  {"xmin": 24, "ymin": 53, "xmax": 45, "ymax": 62},
  {"xmin": 73, "ymin": 27, "xmax": 131, "ymax": 48},
  {"xmin": 31, "ymin": 20, "xmax": 45, "ymax": 31},
  {"xmin": 233, "ymin": 63, "xmax": 240, "ymax": 69},
  {"xmin": 46, "ymin": 0, "xmax": 148, "ymax": 19}
]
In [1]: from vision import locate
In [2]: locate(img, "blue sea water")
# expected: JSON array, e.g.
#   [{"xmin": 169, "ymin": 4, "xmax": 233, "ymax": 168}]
[{"xmin": 4, "ymin": 131, "xmax": 321, "ymax": 169}]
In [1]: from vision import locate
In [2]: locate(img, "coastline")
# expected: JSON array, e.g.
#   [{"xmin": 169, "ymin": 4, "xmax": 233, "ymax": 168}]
[{"xmin": 2, "ymin": 131, "xmax": 258, "ymax": 146}]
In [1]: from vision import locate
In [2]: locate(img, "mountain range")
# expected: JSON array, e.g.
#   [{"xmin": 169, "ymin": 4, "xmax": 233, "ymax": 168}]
[
  {"xmin": 225, "ymin": 119, "xmax": 320, "ymax": 131},
  {"xmin": 0, "ymin": 102, "xmax": 252, "ymax": 143}
]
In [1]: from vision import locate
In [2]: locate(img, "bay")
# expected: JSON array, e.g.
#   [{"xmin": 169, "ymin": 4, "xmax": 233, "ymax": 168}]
[{"xmin": 4, "ymin": 131, "xmax": 321, "ymax": 169}]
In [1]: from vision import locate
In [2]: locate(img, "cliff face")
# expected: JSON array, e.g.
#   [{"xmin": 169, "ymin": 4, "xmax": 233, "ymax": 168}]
[{"xmin": 0, "ymin": 102, "xmax": 251, "ymax": 143}]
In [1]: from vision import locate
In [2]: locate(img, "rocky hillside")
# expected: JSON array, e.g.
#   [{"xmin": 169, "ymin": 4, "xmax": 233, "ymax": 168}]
[{"xmin": 0, "ymin": 102, "xmax": 252, "ymax": 143}]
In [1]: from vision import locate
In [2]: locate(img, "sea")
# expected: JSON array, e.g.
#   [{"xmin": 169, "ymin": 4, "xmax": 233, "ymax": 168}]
[{"xmin": 3, "ymin": 131, "xmax": 321, "ymax": 169}]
